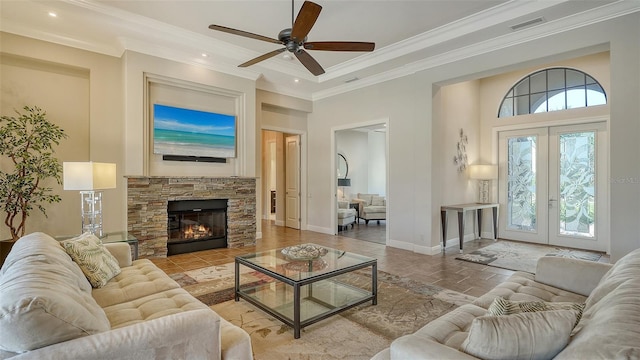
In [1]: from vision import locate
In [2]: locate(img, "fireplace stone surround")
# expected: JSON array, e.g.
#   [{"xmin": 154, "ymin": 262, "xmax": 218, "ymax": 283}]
[{"xmin": 127, "ymin": 176, "xmax": 256, "ymax": 258}]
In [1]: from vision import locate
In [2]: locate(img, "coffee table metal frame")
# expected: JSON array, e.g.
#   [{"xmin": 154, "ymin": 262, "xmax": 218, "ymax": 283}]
[{"xmin": 235, "ymin": 245, "xmax": 377, "ymax": 338}]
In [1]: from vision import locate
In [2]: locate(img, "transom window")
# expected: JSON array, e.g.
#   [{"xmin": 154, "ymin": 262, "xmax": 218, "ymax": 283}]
[{"xmin": 498, "ymin": 67, "xmax": 606, "ymax": 118}]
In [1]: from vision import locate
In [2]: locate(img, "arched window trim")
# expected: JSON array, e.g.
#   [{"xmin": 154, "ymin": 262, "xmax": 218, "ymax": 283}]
[{"xmin": 498, "ymin": 67, "xmax": 607, "ymax": 118}]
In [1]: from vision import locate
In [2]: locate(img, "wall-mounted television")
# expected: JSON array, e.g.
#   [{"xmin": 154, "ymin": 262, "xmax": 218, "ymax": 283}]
[{"xmin": 153, "ymin": 104, "xmax": 236, "ymax": 159}]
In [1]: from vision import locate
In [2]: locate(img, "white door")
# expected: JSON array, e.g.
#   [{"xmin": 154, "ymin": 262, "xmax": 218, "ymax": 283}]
[
  {"xmin": 498, "ymin": 128, "xmax": 549, "ymax": 244},
  {"xmin": 498, "ymin": 123, "xmax": 608, "ymax": 251},
  {"xmin": 285, "ymin": 135, "xmax": 300, "ymax": 229},
  {"xmin": 548, "ymin": 123, "xmax": 608, "ymax": 251}
]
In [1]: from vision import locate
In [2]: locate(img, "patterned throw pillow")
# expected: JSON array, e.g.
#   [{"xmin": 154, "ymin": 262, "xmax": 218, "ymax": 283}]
[
  {"xmin": 488, "ymin": 297, "xmax": 585, "ymax": 327},
  {"xmin": 61, "ymin": 233, "xmax": 121, "ymax": 288}
]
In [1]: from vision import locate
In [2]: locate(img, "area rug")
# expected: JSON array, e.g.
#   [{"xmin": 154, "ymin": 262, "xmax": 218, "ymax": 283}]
[
  {"xmin": 456, "ymin": 240, "xmax": 604, "ymax": 273},
  {"xmin": 171, "ymin": 263, "xmax": 475, "ymax": 360}
]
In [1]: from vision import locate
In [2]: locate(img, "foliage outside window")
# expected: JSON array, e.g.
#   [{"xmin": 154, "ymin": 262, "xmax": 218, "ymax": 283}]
[{"xmin": 498, "ymin": 67, "xmax": 606, "ymax": 117}]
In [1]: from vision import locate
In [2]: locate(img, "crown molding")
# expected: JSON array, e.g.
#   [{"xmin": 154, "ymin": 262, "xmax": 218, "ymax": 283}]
[
  {"xmin": 0, "ymin": 20, "xmax": 124, "ymax": 57},
  {"xmin": 313, "ymin": 0, "xmax": 640, "ymax": 100},
  {"xmin": 318, "ymin": 0, "xmax": 572, "ymax": 81}
]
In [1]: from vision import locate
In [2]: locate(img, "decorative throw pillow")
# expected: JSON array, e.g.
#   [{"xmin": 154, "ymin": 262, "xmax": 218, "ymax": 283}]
[
  {"xmin": 460, "ymin": 309, "xmax": 578, "ymax": 360},
  {"xmin": 371, "ymin": 196, "xmax": 385, "ymax": 206},
  {"xmin": 488, "ymin": 297, "xmax": 585, "ymax": 327},
  {"xmin": 61, "ymin": 233, "xmax": 121, "ymax": 288}
]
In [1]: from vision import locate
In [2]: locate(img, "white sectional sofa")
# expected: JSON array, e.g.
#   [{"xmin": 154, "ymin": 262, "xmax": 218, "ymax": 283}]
[
  {"xmin": 0, "ymin": 232, "xmax": 252, "ymax": 359},
  {"xmin": 372, "ymin": 247, "xmax": 640, "ymax": 359}
]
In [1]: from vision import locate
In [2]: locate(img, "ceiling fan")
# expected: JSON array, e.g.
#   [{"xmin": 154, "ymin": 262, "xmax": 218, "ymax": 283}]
[{"xmin": 208, "ymin": 0, "xmax": 375, "ymax": 76}]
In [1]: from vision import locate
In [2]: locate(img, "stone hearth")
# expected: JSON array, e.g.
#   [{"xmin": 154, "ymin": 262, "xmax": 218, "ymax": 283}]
[{"xmin": 127, "ymin": 176, "xmax": 256, "ymax": 258}]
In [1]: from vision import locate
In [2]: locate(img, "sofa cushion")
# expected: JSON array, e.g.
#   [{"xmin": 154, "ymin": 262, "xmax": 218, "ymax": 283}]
[
  {"xmin": 410, "ymin": 303, "xmax": 487, "ymax": 349},
  {"xmin": 0, "ymin": 233, "xmax": 110, "ymax": 353},
  {"xmin": 371, "ymin": 196, "xmax": 385, "ymax": 206},
  {"xmin": 61, "ymin": 233, "xmax": 122, "ymax": 288},
  {"xmin": 92, "ymin": 259, "xmax": 181, "ymax": 308},
  {"xmin": 474, "ymin": 271, "xmax": 587, "ymax": 309},
  {"xmin": 460, "ymin": 309, "xmax": 578, "ymax": 360},
  {"xmin": 103, "ymin": 288, "xmax": 209, "ymax": 329}
]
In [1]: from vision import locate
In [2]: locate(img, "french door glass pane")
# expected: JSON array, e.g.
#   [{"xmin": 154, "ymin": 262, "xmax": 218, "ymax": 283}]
[
  {"xmin": 559, "ymin": 131, "xmax": 595, "ymax": 237},
  {"xmin": 507, "ymin": 136, "xmax": 537, "ymax": 232}
]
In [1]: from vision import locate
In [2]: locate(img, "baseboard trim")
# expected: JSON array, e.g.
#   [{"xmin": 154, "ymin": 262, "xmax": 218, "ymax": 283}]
[{"xmin": 307, "ymin": 225, "xmax": 334, "ymax": 235}]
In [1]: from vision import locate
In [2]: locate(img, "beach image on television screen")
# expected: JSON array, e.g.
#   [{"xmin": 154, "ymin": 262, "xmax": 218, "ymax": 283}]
[{"xmin": 153, "ymin": 104, "xmax": 236, "ymax": 158}]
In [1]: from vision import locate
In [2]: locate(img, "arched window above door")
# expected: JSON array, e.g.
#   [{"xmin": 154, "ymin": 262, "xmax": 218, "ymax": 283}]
[{"xmin": 498, "ymin": 67, "xmax": 606, "ymax": 118}]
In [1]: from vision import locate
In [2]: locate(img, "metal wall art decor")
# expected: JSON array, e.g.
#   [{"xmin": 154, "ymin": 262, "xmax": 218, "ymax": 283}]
[{"xmin": 453, "ymin": 128, "xmax": 468, "ymax": 172}]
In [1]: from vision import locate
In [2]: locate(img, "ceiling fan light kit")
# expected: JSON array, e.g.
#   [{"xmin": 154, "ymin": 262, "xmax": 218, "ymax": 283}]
[{"xmin": 208, "ymin": 0, "xmax": 375, "ymax": 76}]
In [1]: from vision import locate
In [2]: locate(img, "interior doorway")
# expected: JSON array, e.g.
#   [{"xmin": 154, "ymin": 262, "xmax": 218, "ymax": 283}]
[
  {"xmin": 262, "ymin": 130, "xmax": 302, "ymax": 230},
  {"xmin": 333, "ymin": 121, "xmax": 389, "ymax": 245}
]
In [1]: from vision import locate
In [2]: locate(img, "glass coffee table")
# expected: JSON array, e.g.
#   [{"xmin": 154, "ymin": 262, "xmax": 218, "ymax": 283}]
[{"xmin": 235, "ymin": 244, "xmax": 377, "ymax": 338}]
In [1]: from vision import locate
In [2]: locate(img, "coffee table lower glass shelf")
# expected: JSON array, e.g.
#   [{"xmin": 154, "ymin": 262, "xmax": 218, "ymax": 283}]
[{"xmin": 235, "ymin": 244, "xmax": 377, "ymax": 338}]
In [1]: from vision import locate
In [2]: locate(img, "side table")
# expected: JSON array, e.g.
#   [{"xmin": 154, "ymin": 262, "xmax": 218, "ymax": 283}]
[
  {"xmin": 349, "ymin": 202, "xmax": 360, "ymax": 223},
  {"xmin": 56, "ymin": 231, "xmax": 139, "ymax": 260},
  {"xmin": 440, "ymin": 203, "xmax": 499, "ymax": 254}
]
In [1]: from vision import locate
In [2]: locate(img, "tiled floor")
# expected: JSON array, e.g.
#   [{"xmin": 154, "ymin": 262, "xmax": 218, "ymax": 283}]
[
  {"xmin": 151, "ymin": 220, "xmax": 516, "ymax": 297},
  {"xmin": 338, "ymin": 219, "xmax": 386, "ymax": 245}
]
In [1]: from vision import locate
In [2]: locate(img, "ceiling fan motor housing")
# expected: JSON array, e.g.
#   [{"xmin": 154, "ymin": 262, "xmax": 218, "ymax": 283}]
[{"xmin": 279, "ymin": 28, "xmax": 305, "ymax": 52}]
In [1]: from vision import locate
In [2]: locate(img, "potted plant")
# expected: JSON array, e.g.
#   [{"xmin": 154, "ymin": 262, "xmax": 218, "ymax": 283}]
[{"xmin": 0, "ymin": 105, "xmax": 67, "ymax": 255}]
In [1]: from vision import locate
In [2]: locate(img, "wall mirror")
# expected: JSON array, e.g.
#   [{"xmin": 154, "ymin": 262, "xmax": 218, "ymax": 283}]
[{"xmin": 337, "ymin": 153, "xmax": 348, "ymax": 179}]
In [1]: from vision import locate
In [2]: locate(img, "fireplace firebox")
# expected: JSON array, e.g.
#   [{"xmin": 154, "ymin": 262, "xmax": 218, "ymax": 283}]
[{"xmin": 167, "ymin": 199, "xmax": 227, "ymax": 256}]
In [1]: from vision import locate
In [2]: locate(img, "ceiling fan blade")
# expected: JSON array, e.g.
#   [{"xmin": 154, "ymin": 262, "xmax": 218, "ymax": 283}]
[
  {"xmin": 294, "ymin": 49, "xmax": 325, "ymax": 76},
  {"xmin": 291, "ymin": 1, "xmax": 322, "ymax": 42},
  {"xmin": 304, "ymin": 42, "xmax": 375, "ymax": 52},
  {"xmin": 239, "ymin": 48, "xmax": 286, "ymax": 67},
  {"xmin": 208, "ymin": 24, "xmax": 282, "ymax": 44}
]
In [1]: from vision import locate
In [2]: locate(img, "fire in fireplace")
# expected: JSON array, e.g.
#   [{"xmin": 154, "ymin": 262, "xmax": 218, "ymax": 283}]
[{"xmin": 167, "ymin": 199, "xmax": 227, "ymax": 256}]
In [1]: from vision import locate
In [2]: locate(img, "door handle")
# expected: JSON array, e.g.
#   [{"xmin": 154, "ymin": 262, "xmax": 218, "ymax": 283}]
[{"xmin": 549, "ymin": 198, "xmax": 557, "ymax": 208}]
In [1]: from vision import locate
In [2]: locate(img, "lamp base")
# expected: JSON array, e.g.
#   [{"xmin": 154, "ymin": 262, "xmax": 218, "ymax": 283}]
[
  {"xmin": 80, "ymin": 191, "xmax": 104, "ymax": 238},
  {"xmin": 477, "ymin": 180, "xmax": 491, "ymax": 204}
]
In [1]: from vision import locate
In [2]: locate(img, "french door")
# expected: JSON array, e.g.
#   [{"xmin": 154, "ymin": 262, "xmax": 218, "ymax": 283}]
[{"xmin": 498, "ymin": 122, "xmax": 608, "ymax": 252}]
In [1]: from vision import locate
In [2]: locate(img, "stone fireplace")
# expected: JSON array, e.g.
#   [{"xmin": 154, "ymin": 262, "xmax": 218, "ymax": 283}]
[{"xmin": 126, "ymin": 176, "xmax": 256, "ymax": 258}]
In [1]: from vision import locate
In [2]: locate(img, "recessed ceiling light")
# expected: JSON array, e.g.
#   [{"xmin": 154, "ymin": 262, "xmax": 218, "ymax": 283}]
[
  {"xmin": 48, "ymin": 12, "xmax": 57, "ymax": 17},
  {"xmin": 294, "ymin": 79, "xmax": 299, "ymax": 83},
  {"xmin": 201, "ymin": 53, "xmax": 208, "ymax": 57}
]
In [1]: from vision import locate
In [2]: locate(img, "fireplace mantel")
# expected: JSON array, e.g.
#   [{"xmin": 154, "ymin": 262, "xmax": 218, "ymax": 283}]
[{"xmin": 126, "ymin": 176, "xmax": 256, "ymax": 258}]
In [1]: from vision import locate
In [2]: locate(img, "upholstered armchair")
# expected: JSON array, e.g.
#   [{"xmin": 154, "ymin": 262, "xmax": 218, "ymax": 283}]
[
  {"xmin": 354, "ymin": 193, "xmax": 386, "ymax": 224},
  {"xmin": 337, "ymin": 200, "xmax": 356, "ymax": 230}
]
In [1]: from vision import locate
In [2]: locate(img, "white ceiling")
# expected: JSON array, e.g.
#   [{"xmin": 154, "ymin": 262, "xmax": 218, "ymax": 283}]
[{"xmin": 2, "ymin": 0, "xmax": 638, "ymax": 100}]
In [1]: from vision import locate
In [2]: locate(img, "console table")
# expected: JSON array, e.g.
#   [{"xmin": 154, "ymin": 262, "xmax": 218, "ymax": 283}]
[{"xmin": 440, "ymin": 203, "xmax": 499, "ymax": 253}]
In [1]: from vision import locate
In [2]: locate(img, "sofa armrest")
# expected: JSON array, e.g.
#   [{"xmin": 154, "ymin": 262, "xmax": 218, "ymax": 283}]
[
  {"xmin": 103, "ymin": 243, "xmax": 132, "ymax": 268},
  {"xmin": 351, "ymin": 198, "xmax": 366, "ymax": 213},
  {"xmin": 390, "ymin": 336, "xmax": 479, "ymax": 360},
  {"xmin": 9, "ymin": 309, "xmax": 222, "ymax": 360},
  {"xmin": 535, "ymin": 256, "xmax": 612, "ymax": 297}
]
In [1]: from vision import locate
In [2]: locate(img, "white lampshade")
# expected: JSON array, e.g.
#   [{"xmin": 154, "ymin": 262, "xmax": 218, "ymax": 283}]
[
  {"xmin": 469, "ymin": 165, "xmax": 498, "ymax": 180},
  {"xmin": 63, "ymin": 162, "xmax": 117, "ymax": 190}
]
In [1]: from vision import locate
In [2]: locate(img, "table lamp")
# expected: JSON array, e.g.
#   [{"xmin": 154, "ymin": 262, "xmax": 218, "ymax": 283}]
[
  {"xmin": 469, "ymin": 164, "xmax": 498, "ymax": 203},
  {"xmin": 337, "ymin": 178, "xmax": 351, "ymax": 200},
  {"xmin": 63, "ymin": 162, "xmax": 117, "ymax": 237}
]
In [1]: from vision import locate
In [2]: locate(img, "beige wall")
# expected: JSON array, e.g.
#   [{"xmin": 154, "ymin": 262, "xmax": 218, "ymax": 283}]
[
  {"xmin": 0, "ymin": 33, "xmax": 123, "ymax": 239},
  {"xmin": 122, "ymin": 51, "xmax": 257, "ymax": 178},
  {"xmin": 434, "ymin": 80, "xmax": 481, "ymax": 244},
  {"xmin": 0, "ymin": 33, "xmax": 260, "ymax": 241},
  {"xmin": 257, "ymin": 90, "xmax": 310, "ymax": 235}
]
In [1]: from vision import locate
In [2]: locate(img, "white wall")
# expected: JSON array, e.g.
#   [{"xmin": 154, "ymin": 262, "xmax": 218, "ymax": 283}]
[
  {"xmin": 308, "ymin": 14, "xmax": 640, "ymax": 259},
  {"xmin": 336, "ymin": 130, "xmax": 368, "ymax": 199},
  {"xmin": 368, "ymin": 131, "xmax": 387, "ymax": 196}
]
